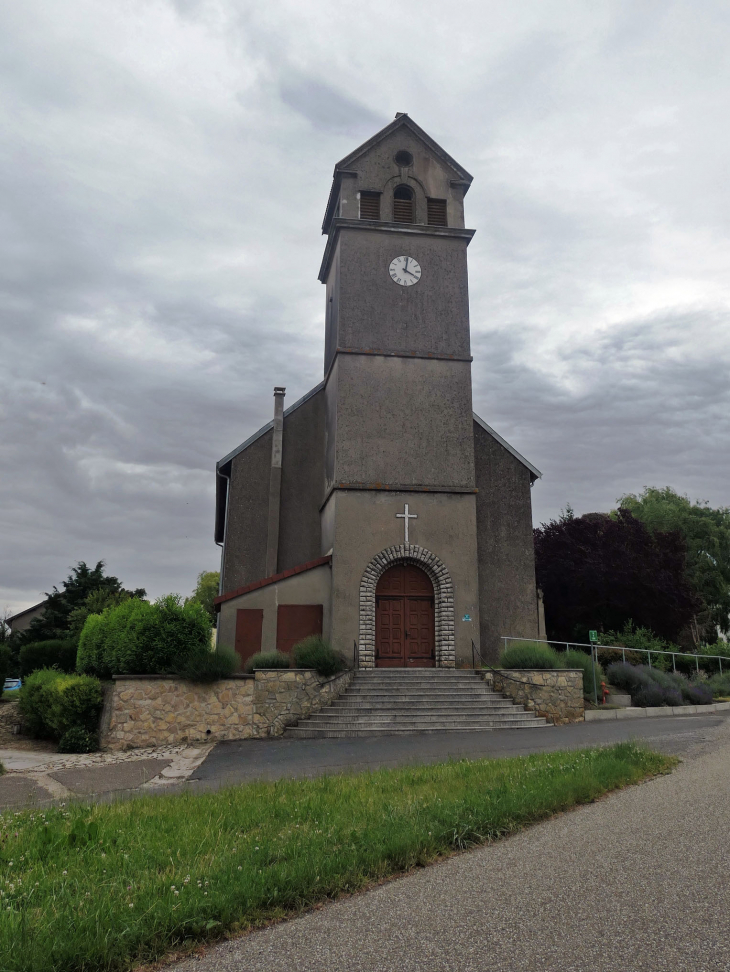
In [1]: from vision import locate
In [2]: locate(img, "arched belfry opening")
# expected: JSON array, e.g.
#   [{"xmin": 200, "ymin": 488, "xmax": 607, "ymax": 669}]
[
  {"xmin": 393, "ymin": 184, "xmax": 414, "ymax": 223},
  {"xmin": 358, "ymin": 544, "xmax": 456, "ymax": 669}
]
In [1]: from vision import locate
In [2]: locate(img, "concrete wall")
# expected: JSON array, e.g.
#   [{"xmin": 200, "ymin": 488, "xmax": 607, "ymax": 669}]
[
  {"xmin": 330, "ymin": 227, "xmax": 471, "ymax": 357},
  {"xmin": 217, "ymin": 563, "xmax": 332, "ymax": 654},
  {"xmin": 326, "ymin": 355, "xmax": 476, "ymax": 490},
  {"xmin": 102, "ymin": 669, "xmax": 353, "ymax": 750},
  {"xmin": 474, "ymin": 421, "xmax": 540, "ymax": 662},
  {"xmin": 222, "ymin": 390, "xmax": 324, "ymax": 593},
  {"xmin": 278, "ymin": 389, "xmax": 325, "ymax": 572},
  {"xmin": 490, "ymin": 669, "xmax": 584, "ymax": 725},
  {"xmin": 325, "ymin": 489, "xmax": 480, "ymax": 666},
  {"xmin": 223, "ymin": 430, "xmax": 271, "ymax": 592},
  {"xmin": 334, "ymin": 125, "xmax": 467, "ymax": 229}
]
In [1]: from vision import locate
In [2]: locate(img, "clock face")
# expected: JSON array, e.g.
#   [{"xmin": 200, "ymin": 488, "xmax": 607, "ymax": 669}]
[{"xmin": 389, "ymin": 255, "xmax": 422, "ymax": 287}]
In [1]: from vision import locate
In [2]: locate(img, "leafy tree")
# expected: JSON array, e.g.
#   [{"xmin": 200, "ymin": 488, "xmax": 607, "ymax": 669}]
[
  {"xmin": 534, "ymin": 509, "xmax": 699, "ymax": 644},
  {"xmin": 185, "ymin": 571, "xmax": 220, "ymax": 626},
  {"xmin": 18, "ymin": 562, "xmax": 145, "ymax": 645},
  {"xmin": 617, "ymin": 487, "xmax": 730, "ymax": 641}
]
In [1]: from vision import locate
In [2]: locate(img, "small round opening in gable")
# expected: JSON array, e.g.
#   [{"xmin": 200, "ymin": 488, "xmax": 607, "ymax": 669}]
[{"xmin": 394, "ymin": 150, "xmax": 413, "ymax": 167}]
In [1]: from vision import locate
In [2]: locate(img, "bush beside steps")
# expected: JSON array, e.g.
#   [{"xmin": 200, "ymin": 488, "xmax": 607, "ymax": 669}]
[{"xmin": 498, "ymin": 641, "xmax": 603, "ymax": 700}]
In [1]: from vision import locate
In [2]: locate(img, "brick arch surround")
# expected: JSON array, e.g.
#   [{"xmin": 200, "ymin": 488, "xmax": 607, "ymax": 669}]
[{"xmin": 358, "ymin": 544, "xmax": 455, "ymax": 669}]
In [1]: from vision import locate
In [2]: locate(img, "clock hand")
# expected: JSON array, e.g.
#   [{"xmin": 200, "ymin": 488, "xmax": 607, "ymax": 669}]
[
  {"xmin": 404, "ymin": 268, "xmax": 417, "ymax": 276},
  {"xmin": 404, "ymin": 257, "xmax": 409, "ymax": 273}
]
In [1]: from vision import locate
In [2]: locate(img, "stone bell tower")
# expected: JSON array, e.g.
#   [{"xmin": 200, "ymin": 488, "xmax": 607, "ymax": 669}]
[{"xmin": 319, "ymin": 113, "xmax": 481, "ymax": 667}]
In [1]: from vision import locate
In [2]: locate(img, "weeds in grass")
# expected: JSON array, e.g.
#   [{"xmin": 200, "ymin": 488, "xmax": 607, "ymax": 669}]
[{"xmin": 0, "ymin": 743, "xmax": 674, "ymax": 972}]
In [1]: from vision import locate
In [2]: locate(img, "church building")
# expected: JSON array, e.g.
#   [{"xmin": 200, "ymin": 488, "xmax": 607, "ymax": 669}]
[{"xmin": 214, "ymin": 114, "xmax": 543, "ymax": 668}]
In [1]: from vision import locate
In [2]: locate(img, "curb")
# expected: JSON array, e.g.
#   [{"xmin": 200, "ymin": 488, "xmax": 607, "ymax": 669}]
[{"xmin": 585, "ymin": 700, "xmax": 730, "ymax": 721}]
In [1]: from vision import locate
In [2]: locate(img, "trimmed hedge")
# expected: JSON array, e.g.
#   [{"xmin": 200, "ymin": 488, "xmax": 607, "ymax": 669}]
[
  {"xmin": 244, "ymin": 651, "xmax": 290, "ymax": 673},
  {"xmin": 77, "ymin": 595, "xmax": 211, "ymax": 678},
  {"xmin": 176, "ymin": 645, "xmax": 240, "ymax": 682},
  {"xmin": 18, "ymin": 669, "xmax": 103, "ymax": 743},
  {"xmin": 498, "ymin": 642, "xmax": 560, "ymax": 670},
  {"xmin": 19, "ymin": 639, "xmax": 78, "ymax": 677},
  {"xmin": 292, "ymin": 636, "xmax": 346, "ymax": 677}
]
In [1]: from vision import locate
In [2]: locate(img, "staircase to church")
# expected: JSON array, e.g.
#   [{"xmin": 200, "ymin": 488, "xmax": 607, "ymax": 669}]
[{"xmin": 285, "ymin": 670, "xmax": 548, "ymax": 738}]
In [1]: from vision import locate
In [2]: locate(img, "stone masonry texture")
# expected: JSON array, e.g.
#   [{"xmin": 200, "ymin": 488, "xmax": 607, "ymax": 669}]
[
  {"xmin": 490, "ymin": 669, "xmax": 584, "ymax": 725},
  {"xmin": 103, "ymin": 670, "xmax": 354, "ymax": 751}
]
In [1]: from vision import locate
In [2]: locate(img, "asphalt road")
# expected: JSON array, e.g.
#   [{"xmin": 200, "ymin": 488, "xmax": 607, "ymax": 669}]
[
  {"xmin": 171, "ymin": 714, "xmax": 730, "ymax": 972},
  {"xmin": 187, "ymin": 713, "xmax": 727, "ymax": 791}
]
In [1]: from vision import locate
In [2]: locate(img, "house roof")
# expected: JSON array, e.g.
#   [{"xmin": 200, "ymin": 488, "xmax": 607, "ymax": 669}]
[
  {"xmin": 473, "ymin": 412, "xmax": 542, "ymax": 482},
  {"xmin": 322, "ymin": 113, "xmax": 473, "ymax": 234},
  {"xmin": 6, "ymin": 600, "xmax": 48, "ymax": 625}
]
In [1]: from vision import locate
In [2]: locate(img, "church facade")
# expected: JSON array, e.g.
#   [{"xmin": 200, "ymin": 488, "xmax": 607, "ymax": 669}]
[{"xmin": 214, "ymin": 114, "xmax": 543, "ymax": 668}]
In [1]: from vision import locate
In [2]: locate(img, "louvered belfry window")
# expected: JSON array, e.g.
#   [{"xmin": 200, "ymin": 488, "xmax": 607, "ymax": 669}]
[
  {"xmin": 359, "ymin": 191, "xmax": 380, "ymax": 220},
  {"xmin": 393, "ymin": 185, "xmax": 414, "ymax": 223},
  {"xmin": 427, "ymin": 198, "xmax": 447, "ymax": 226}
]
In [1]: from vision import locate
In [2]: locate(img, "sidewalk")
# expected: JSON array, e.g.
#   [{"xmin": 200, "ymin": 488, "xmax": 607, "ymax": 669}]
[{"xmin": 0, "ymin": 743, "xmax": 212, "ymax": 807}]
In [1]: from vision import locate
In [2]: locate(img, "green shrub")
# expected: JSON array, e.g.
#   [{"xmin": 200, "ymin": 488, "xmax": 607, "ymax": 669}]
[
  {"xmin": 18, "ymin": 669, "xmax": 102, "ymax": 742},
  {"xmin": 498, "ymin": 642, "xmax": 560, "ymax": 670},
  {"xmin": 0, "ymin": 644, "xmax": 11, "ymax": 687},
  {"xmin": 292, "ymin": 635, "xmax": 346, "ymax": 676},
  {"xmin": 46, "ymin": 674, "xmax": 103, "ymax": 738},
  {"xmin": 58, "ymin": 727, "xmax": 99, "ymax": 753},
  {"xmin": 18, "ymin": 669, "xmax": 64, "ymax": 737},
  {"xmin": 601, "ymin": 622, "xmax": 675, "ymax": 671},
  {"xmin": 704, "ymin": 672, "xmax": 730, "ymax": 698},
  {"xmin": 175, "ymin": 645, "xmax": 240, "ymax": 682},
  {"xmin": 244, "ymin": 651, "xmax": 290, "ymax": 673},
  {"xmin": 19, "ymin": 639, "xmax": 78, "ymax": 677},
  {"xmin": 563, "ymin": 649, "xmax": 604, "ymax": 698},
  {"xmin": 694, "ymin": 641, "xmax": 730, "ymax": 674},
  {"xmin": 78, "ymin": 595, "xmax": 210, "ymax": 677}
]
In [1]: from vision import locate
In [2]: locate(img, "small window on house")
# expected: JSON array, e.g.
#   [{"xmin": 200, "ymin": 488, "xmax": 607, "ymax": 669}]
[
  {"xmin": 394, "ymin": 150, "xmax": 413, "ymax": 167},
  {"xmin": 427, "ymin": 198, "xmax": 448, "ymax": 226},
  {"xmin": 359, "ymin": 191, "xmax": 380, "ymax": 220},
  {"xmin": 393, "ymin": 185, "xmax": 414, "ymax": 223}
]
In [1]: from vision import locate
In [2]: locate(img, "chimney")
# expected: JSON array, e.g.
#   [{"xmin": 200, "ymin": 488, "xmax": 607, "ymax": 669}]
[{"xmin": 265, "ymin": 387, "xmax": 286, "ymax": 577}]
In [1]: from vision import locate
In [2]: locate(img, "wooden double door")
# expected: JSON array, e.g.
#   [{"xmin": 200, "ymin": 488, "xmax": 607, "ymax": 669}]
[{"xmin": 375, "ymin": 564, "xmax": 435, "ymax": 667}]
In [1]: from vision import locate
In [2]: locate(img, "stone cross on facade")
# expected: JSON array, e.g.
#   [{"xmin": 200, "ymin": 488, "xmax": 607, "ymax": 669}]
[{"xmin": 396, "ymin": 503, "xmax": 418, "ymax": 543}]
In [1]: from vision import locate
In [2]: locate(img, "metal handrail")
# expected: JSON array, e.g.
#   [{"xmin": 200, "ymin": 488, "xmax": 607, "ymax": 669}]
[
  {"xmin": 501, "ymin": 635, "xmax": 726, "ymax": 677},
  {"xmin": 353, "ymin": 640, "xmax": 359, "ymax": 671}
]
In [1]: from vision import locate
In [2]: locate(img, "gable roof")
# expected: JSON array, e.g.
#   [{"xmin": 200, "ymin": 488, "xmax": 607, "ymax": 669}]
[
  {"xmin": 473, "ymin": 412, "xmax": 542, "ymax": 482},
  {"xmin": 322, "ymin": 113, "xmax": 473, "ymax": 234},
  {"xmin": 215, "ymin": 381, "xmax": 325, "ymax": 543},
  {"xmin": 216, "ymin": 381, "xmax": 325, "ymax": 475}
]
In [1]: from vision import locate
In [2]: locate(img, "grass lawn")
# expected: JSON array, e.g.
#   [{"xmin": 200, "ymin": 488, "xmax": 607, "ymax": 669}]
[{"xmin": 0, "ymin": 742, "xmax": 674, "ymax": 972}]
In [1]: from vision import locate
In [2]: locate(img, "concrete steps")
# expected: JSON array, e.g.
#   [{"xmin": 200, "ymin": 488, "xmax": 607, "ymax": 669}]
[{"xmin": 285, "ymin": 669, "xmax": 548, "ymax": 738}]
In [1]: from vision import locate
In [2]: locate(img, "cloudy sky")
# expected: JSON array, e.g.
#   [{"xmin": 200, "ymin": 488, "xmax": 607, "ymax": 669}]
[{"xmin": 2, "ymin": 0, "xmax": 729, "ymax": 613}]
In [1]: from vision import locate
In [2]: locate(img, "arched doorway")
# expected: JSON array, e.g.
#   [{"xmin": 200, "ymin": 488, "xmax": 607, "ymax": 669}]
[{"xmin": 375, "ymin": 563, "xmax": 435, "ymax": 667}]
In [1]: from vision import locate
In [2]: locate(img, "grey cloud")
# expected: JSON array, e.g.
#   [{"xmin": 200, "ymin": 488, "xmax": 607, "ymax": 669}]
[
  {"xmin": 279, "ymin": 72, "xmax": 387, "ymax": 135},
  {"xmin": 1, "ymin": 0, "xmax": 729, "ymax": 614}
]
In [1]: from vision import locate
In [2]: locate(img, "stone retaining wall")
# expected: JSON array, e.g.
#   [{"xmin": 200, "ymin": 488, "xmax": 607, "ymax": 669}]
[
  {"xmin": 103, "ymin": 669, "xmax": 355, "ymax": 751},
  {"xmin": 490, "ymin": 669, "xmax": 584, "ymax": 725},
  {"xmin": 0, "ymin": 700, "xmax": 20, "ymax": 746}
]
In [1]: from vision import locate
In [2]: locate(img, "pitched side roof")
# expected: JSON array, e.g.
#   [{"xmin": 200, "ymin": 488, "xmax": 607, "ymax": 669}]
[
  {"xmin": 216, "ymin": 381, "xmax": 325, "ymax": 474},
  {"xmin": 473, "ymin": 412, "xmax": 542, "ymax": 482},
  {"xmin": 214, "ymin": 555, "xmax": 332, "ymax": 608},
  {"xmin": 322, "ymin": 113, "xmax": 473, "ymax": 234},
  {"xmin": 215, "ymin": 381, "xmax": 325, "ymax": 543}
]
